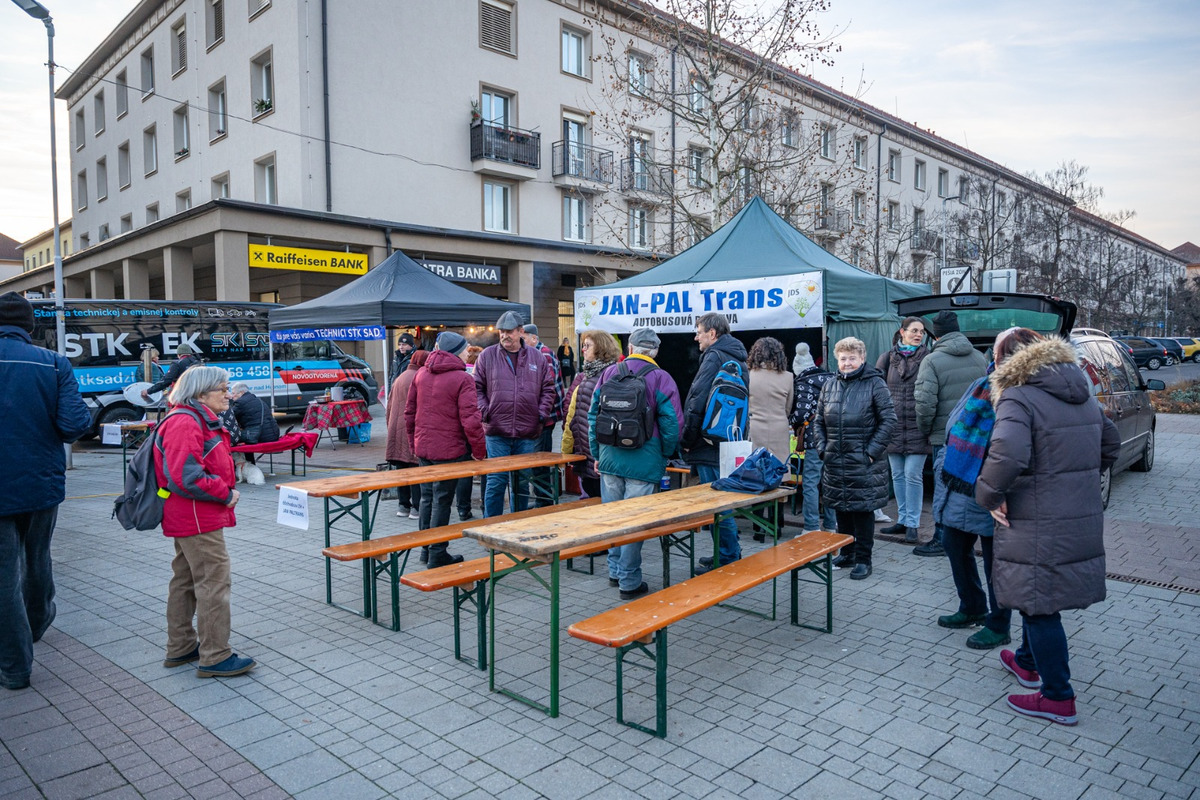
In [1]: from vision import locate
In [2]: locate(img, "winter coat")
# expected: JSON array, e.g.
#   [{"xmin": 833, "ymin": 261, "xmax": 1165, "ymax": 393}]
[
  {"xmin": 748, "ymin": 368, "xmax": 794, "ymax": 462},
  {"xmin": 976, "ymin": 338, "xmax": 1121, "ymax": 616},
  {"xmin": 875, "ymin": 345, "xmax": 932, "ymax": 455},
  {"xmin": 535, "ymin": 342, "xmax": 568, "ymax": 423},
  {"xmin": 386, "ymin": 362, "xmax": 421, "ymax": 463},
  {"xmin": 146, "ymin": 353, "xmax": 200, "ymax": 397},
  {"xmin": 153, "ymin": 401, "xmax": 237, "ymax": 537},
  {"xmin": 561, "ymin": 362, "xmax": 613, "ymax": 481},
  {"xmin": 231, "ymin": 391, "xmax": 279, "ymax": 444},
  {"xmin": 474, "ymin": 342, "xmax": 556, "ymax": 440},
  {"xmin": 813, "ymin": 363, "xmax": 897, "ymax": 512},
  {"xmin": 681, "ymin": 333, "xmax": 749, "ymax": 467},
  {"xmin": 404, "ymin": 349, "xmax": 487, "ymax": 461},
  {"xmin": 588, "ymin": 355, "xmax": 683, "ymax": 484},
  {"xmin": 930, "ymin": 379, "xmax": 995, "ymax": 537},
  {"xmin": 0, "ymin": 326, "xmax": 92, "ymax": 515},
  {"xmin": 390, "ymin": 349, "xmax": 413, "ymax": 383},
  {"xmin": 915, "ymin": 331, "xmax": 988, "ymax": 447},
  {"xmin": 790, "ymin": 366, "xmax": 833, "ymax": 451}
]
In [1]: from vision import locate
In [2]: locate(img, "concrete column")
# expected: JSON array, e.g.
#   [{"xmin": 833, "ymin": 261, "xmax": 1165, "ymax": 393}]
[
  {"xmin": 122, "ymin": 258, "xmax": 150, "ymax": 299},
  {"xmin": 163, "ymin": 246, "xmax": 194, "ymax": 301},
  {"xmin": 508, "ymin": 260, "xmax": 535, "ymax": 319},
  {"xmin": 598, "ymin": 268, "xmax": 618, "ymax": 285},
  {"xmin": 368, "ymin": 245, "xmax": 388, "ymax": 267},
  {"xmin": 90, "ymin": 269, "xmax": 115, "ymax": 299},
  {"xmin": 214, "ymin": 230, "xmax": 250, "ymax": 301},
  {"xmin": 64, "ymin": 275, "xmax": 87, "ymax": 298}
]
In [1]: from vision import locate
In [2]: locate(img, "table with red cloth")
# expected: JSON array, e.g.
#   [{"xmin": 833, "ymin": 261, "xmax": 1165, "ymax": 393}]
[
  {"xmin": 301, "ymin": 399, "xmax": 371, "ymax": 448},
  {"xmin": 231, "ymin": 430, "xmax": 321, "ymax": 476}
]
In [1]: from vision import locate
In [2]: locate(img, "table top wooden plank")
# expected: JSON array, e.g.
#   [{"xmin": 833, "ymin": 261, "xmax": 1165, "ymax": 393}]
[
  {"xmin": 462, "ymin": 483, "xmax": 793, "ymax": 558},
  {"xmin": 277, "ymin": 451, "xmax": 584, "ymax": 498}
]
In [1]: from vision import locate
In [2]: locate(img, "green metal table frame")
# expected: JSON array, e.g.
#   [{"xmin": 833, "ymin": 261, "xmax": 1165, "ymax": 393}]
[{"xmin": 707, "ymin": 498, "xmax": 786, "ymax": 620}]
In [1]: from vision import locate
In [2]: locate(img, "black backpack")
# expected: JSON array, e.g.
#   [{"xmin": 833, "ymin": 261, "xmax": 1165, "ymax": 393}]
[
  {"xmin": 112, "ymin": 407, "xmax": 204, "ymax": 531},
  {"xmin": 593, "ymin": 362, "xmax": 659, "ymax": 449}
]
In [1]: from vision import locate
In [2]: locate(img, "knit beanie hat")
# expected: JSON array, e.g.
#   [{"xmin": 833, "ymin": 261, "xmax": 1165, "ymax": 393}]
[
  {"xmin": 932, "ymin": 311, "xmax": 960, "ymax": 337},
  {"xmin": 0, "ymin": 292, "xmax": 35, "ymax": 333},
  {"xmin": 436, "ymin": 331, "xmax": 468, "ymax": 357},
  {"xmin": 792, "ymin": 342, "xmax": 815, "ymax": 373}
]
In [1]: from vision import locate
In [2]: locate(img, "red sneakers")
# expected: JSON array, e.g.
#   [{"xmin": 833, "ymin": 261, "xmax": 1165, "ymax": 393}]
[
  {"xmin": 1000, "ymin": 649, "xmax": 1042, "ymax": 689},
  {"xmin": 1007, "ymin": 691, "xmax": 1078, "ymax": 726}
]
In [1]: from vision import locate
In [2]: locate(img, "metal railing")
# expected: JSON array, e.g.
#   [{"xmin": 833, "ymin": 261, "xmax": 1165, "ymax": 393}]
[
  {"xmin": 814, "ymin": 209, "xmax": 850, "ymax": 234},
  {"xmin": 910, "ymin": 229, "xmax": 939, "ymax": 253},
  {"xmin": 470, "ymin": 122, "xmax": 541, "ymax": 169},
  {"xmin": 551, "ymin": 141, "xmax": 614, "ymax": 183},
  {"xmin": 619, "ymin": 158, "xmax": 672, "ymax": 196}
]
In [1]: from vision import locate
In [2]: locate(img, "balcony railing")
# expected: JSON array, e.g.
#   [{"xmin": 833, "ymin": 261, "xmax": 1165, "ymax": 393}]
[
  {"xmin": 470, "ymin": 122, "xmax": 541, "ymax": 170},
  {"xmin": 552, "ymin": 141, "xmax": 614, "ymax": 183},
  {"xmin": 619, "ymin": 158, "xmax": 672, "ymax": 196},
  {"xmin": 910, "ymin": 229, "xmax": 939, "ymax": 253},
  {"xmin": 814, "ymin": 209, "xmax": 850, "ymax": 235},
  {"xmin": 954, "ymin": 239, "xmax": 981, "ymax": 261}
]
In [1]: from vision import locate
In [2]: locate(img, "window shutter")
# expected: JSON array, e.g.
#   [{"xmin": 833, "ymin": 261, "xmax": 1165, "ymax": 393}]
[
  {"xmin": 176, "ymin": 27, "xmax": 187, "ymax": 71},
  {"xmin": 213, "ymin": 0, "xmax": 224, "ymax": 41},
  {"xmin": 480, "ymin": 1, "xmax": 513, "ymax": 53}
]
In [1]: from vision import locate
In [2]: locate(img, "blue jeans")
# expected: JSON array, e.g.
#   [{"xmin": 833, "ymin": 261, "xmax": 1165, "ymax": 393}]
[
  {"xmin": 1015, "ymin": 612, "xmax": 1073, "ymax": 701},
  {"xmin": 887, "ymin": 453, "xmax": 927, "ymax": 528},
  {"xmin": 0, "ymin": 507, "xmax": 58, "ymax": 689},
  {"xmin": 801, "ymin": 450, "xmax": 837, "ymax": 531},
  {"xmin": 601, "ymin": 474, "xmax": 658, "ymax": 590},
  {"xmin": 942, "ymin": 526, "xmax": 1010, "ymax": 635},
  {"xmin": 484, "ymin": 436, "xmax": 537, "ymax": 517},
  {"xmin": 418, "ymin": 454, "xmax": 471, "ymax": 557},
  {"xmin": 696, "ymin": 464, "xmax": 741, "ymax": 565}
]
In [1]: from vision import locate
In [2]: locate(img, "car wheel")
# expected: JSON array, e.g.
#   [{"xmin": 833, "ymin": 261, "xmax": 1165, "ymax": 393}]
[
  {"xmin": 1165, "ymin": 355, "xmax": 1177, "ymax": 366},
  {"xmin": 1099, "ymin": 465, "xmax": 1111, "ymax": 510},
  {"xmin": 341, "ymin": 383, "xmax": 367, "ymax": 405},
  {"xmin": 1146, "ymin": 357, "xmax": 1162, "ymax": 370},
  {"xmin": 1131, "ymin": 428, "xmax": 1155, "ymax": 473},
  {"xmin": 95, "ymin": 404, "xmax": 141, "ymax": 437},
  {"xmin": 1193, "ymin": 353, "xmax": 1200, "ymax": 364}
]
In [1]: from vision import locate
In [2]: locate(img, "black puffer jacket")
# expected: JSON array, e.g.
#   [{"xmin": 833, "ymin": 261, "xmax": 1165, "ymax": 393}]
[
  {"xmin": 231, "ymin": 391, "xmax": 280, "ymax": 444},
  {"xmin": 681, "ymin": 333, "xmax": 748, "ymax": 468},
  {"xmin": 875, "ymin": 345, "xmax": 932, "ymax": 456},
  {"xmin": 813, "ymin": 363, "xmax": 897, "ymax": 511}
]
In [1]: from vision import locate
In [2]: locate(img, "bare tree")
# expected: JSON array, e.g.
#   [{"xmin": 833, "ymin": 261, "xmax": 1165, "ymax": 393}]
[{"xmin": 1169, "ymin": 274, "xmax": 1200, "ymax": 337}]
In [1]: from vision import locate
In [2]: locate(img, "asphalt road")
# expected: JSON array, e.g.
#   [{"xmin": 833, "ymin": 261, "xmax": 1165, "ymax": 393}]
[{"xmin": 1143, "ymin": 358, "xmax": 1199, "ymax": 386}]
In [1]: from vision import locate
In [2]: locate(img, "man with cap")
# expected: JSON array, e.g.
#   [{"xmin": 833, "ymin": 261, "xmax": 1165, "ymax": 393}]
[
  {"xmin": 588, "ymin": 328, "xmax": 682, "ymax": 599},
  {"xmin": 142, "ymin": 342, "xmax": 201, "ymax": 402},
  {"xmin": 474, "ymin": 311, "xmax": 556, "ymax": 516},
  {"xmin": 405, "ymin": 331, "xmax": 487, "ymax": 568},
  {"xmin": 522, "ymin": 323, "xmax": 567, "ymax": 507},
  {"xmin": 0, "ymin": 292, "xmax": 92, "ymax": 690},
  {"xmin": 391, "ymin": 332, "xmax": 417, "ymax": 383},
  {"xmin": 913, "ymin": 310, "xmax": 988, "ymax": 556}
]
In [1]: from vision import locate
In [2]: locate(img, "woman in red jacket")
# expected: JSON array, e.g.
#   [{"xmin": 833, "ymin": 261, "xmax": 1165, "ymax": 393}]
[{"xmin": 153, "ymin": 366, "xmax": 256, "ymax": 678}]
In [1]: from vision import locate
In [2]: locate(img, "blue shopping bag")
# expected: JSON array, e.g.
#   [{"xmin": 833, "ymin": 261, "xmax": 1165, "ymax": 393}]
[{"xmin": 347, "ymin": 422, "xmax": 372, "ymax": 444}]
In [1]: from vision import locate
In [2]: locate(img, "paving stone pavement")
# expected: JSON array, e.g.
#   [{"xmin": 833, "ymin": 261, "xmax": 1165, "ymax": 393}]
[{"xmin": 2, "ymin": 409, "xmax": 1198, "ymax": 799}]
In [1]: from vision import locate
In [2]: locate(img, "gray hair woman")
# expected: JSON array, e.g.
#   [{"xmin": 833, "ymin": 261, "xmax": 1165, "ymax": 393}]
[{"xmin": 156, "ymin": 366, "xmax": 256, "ymax": 678}]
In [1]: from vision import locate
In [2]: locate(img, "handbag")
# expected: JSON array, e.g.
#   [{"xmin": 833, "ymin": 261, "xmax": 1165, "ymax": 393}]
[
  {"xmin": 711, "ymin": 447, "xmax": 788, "ymax": 493},
  {"xmin": 718, "ymin": 428, "xmax": 753, "ymax": 477}
]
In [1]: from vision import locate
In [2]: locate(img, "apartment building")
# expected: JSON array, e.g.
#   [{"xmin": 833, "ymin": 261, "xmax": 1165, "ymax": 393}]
[{"xmin": 18, "ymin": 220, "xmax": 73, "ymax": 274}]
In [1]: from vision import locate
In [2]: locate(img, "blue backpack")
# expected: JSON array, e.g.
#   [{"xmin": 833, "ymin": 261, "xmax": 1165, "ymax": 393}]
[{"xmin": 701, "ymin": 360, "xmax": 749, "ymax": 443}]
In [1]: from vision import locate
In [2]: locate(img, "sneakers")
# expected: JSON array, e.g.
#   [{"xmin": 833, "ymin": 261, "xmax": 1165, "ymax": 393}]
[
  {"xmin": 967, "ymin": 628, "xmax": 1012, "ymax": 650},
  {"xmin": 196, "ymin": 654, "xmax": 256, "ymax": 678},
  {"xmin": 874, "ymin": 509, "xmax": 893, "ymax": 523},
  {"xmin": 937, "ymin": 611, "xmax": 986, "ymax": 629},
  {"xmin": 397, "ymin": 508, "xmax": 409, "ymax": 517},
  {"xmin": 408, "ymin": 508, "xmax": 420, "ymax": 520},
  {"xmin": 913, "ymin": 539, "xmax": 945, "ymax": 557},
  {"xmin": 1006, "ymin": 691, "xmax": 1077, "ymax": 726},
  {"xmin": 619, "ymin": 582, "xmax": 649, "ymax": 600},
  {"xmin": 698, "ymin": 556, "xmax": 713, "ymax": 569},
  {"xmin": 879, "ymin": 522, "xmax": 905, "ymax": 535},
  {"xmin": 608, "ymin": 578, "xmax": 619, "ymax": 587},
  {"xmin": 1, "ymin": 675, "xmax": 30, "ymax": 690},
  {"xmin": 849, "ymin": 563, "xmax": 872, "ymax": 580},
  {"xmin": 905, "ymin": 527, "xmax": 919, "ymax": 544},
  {"xmin": 832, "ymin": 552, "xmax": 854, "ymax": 570},
  {"xmin": 427, "ymin": 551, "xmax": 464, "ymax": 569},
  {"xmin": 163, "ymin": 645, "xmax": 200, "ymax": 668},
  {"xmin": 1000, "ymin": 649, "xmax": 1042, "ymax": 689}
]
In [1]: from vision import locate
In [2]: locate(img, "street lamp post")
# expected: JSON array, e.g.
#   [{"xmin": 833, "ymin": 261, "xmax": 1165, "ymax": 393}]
[{"xmin": 940, "ymin": 194, "xmax": 960, "ymax": 290}]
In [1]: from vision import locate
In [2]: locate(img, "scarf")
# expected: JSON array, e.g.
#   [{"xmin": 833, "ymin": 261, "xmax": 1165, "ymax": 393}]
[
  {"xmin": 582, "ymin": 358, "xmax": 615, "ymax": 379},
  {"xmin": 897, "ymin": 344, "xmax": 918, "ymax": 356},
  {"xmin": 940, "ymin": 376, "xmax": 995, "ymax": 496}
]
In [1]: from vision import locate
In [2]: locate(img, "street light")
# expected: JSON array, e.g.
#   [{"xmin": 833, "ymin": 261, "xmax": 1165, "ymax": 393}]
[{"xmin": 940, "ymin": 194, "xmax": 960, "ymax": 291}]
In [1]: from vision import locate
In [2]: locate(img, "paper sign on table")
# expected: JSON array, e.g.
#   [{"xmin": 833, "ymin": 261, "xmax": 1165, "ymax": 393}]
[
  {"xmin": 101, "ymin": 424, "xmax": 122, "ymax": 446},
  {"xmin": 277, "ymin": 486, "xmax": 310, "ymax": 530}
]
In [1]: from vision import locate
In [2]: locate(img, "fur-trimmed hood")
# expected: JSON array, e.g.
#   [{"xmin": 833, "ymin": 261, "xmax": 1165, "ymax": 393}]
[{"xmin": 989, "ymin": 337, "xmax": 1087, "ymax": 405}]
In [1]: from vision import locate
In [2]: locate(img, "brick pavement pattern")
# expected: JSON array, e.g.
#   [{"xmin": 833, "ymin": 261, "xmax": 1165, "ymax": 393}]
[{"xmin": 1, "ymin": 409, "xmax": 1197, "ymax": 799}]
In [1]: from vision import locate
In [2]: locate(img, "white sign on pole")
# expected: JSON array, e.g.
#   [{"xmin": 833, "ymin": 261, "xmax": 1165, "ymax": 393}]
[
  {"xmin": 940, "ymin": 267, "xmax": 974, "ymax": 294},
  {"xmin": 276, "ymin": 486, "xmax": 310, "ymax": 530},
  {"xmin": 574, "ymin": 273, "xmax": 823, "ymax": 334}
]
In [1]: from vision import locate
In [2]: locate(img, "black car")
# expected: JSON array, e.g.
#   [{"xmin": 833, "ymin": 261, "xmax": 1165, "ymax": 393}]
[
  {"xmin": 1113, "ymin": 336, "xmax": 1170, "ymax": 370},
  {"xmin": 1147, "ymin": 337, "xmax": 1184, "ymax": 366},
  {"xmin": 894, "ymin": 293, "xmax": 1165, "ymax": 508}
]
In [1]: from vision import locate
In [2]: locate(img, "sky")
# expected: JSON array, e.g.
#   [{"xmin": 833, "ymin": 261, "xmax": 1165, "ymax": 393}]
[{"xmin": 2, "ymin": 0, "xmax": 1198, "ymax": 250}]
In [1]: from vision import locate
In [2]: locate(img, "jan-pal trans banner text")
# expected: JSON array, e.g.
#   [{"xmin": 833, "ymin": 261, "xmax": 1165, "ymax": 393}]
[{"xmin": 574, "ymin": 273, "xmax": 823, "ymax": 334}]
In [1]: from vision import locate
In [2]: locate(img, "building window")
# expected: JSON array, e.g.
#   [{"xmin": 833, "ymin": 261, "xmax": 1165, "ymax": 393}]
[
  {"xmin": 96, "ymin": 158, "xmax": 108, "ymax": 201},
  {"xmin": 251, "ymin": 49, "xmax": 274, "ymax": 116},
  {"xmin": 887, "ymin": 149, "xmax": 900, "ymax": 182},
  {"xmin": 819, "ymin": 182, "xmax": 833, "ymax": 214},
  {"xmin": 998, "ymin": 191, "xmax": 1008, "ymax": 217},
  {"xmin": 117, "ymin": 142, "xmax": 131, "ymax": 189},
  {"xmin": 78, "ymin": 233, "xmax": 90, "ymax": 249},
  {"xmin": 887, "ymin": 201, "xmax": 898, "ymax": 231},
  {"xmin": 937, "ymin": 168, "xmax": 949, "ymax": 198},
  {"xmin": 563, "ymin": 193, "xmax": 588, "ymax": 242},
  {"xmin": 689, "ymin": 76, "xmax": 707, "ymax": 115},
  {"xmin": 913, "ymin": 207, "xmax": 925, "ymax": 234},
  {"xmin": 120, "ymin": 214, "xmax": 133, "ymax": 234},
  {"xmin": 914, "ymin": 160, "xmax": 926, "ymax": 191},
  {"xmin": 171, "ymin": 19, "xmax": 187, "ymax": 76},
  {"xmin": 628, "ymin": 51, "xmax": 650, "ymax": 96},
  {"xmin": 255, "ymin": 154, "xmax": 277, "ymax": 204},
  {"xmin": 819, "ymin": 123, "xmax": 834, "ymax": 159},
  {"xmin": 146, "ymin": 203, "xmax": 159, "ymax": 224},
  {"xmin": 209, "ymin": 80, "xmax": 228, "ymax": 139},
  {"xmin": 958, "ymin": 176, "xmax": 970, "ymax": 205},
  {"xmin": 176, "ymin": 189, "xmax": 192, "ymax": 213},
  {"xmin": 628, "ymin": 133, "xmax": 652, "ymax": 190},
  {"xmin": 480, "ymin": 0, "xmax": 515, "ymax": 55},
  {"xmin": 480, "ymin": 89, "xmax": 510, "ymax": 128},
  {"xmin": 741, "ymin": 97, "xmax": 755, "ymax": 131},
  {"xmin": 781, "ymin": 113, "xmax": 798, "ymax": 148},
  {"xmin": 115, "ymin": 70, "xmax": 129, "ymax": 118},
  {"xmin": 852, "ymin": 191, "xmax": 864, "ymax": 222},
  {"xmin": 140, "ymin": 47, "xmax": 155, "ymax": 96},
  {"xmin": 688, "ymin": 217, "xmax": 711, "ymax": 248},
  {"xmin": 629, "ymin": 206, "xmax": 650, "ymax": 250},
  {"xmin": 850, "ymin": 245, "xmax": 863, "ymax": 267},
  {"xmin": 249, "ymin": 0, "xmax": 270, "ymax": 18},
  {"xmin": 76, "ymin": 170, "xmax": 88, "ymax": 210},
  {"xmin": 173, "ymin": 105, "xmax": 190, "ymax": 159},
  {"xmin": 143, "ymin": 125, "xmax": 158, "ymax": 175},
  {"xmin": 482, "ymin": 180, "xmax": 512, "ymax": 232},
  {"xmin": 853, "ymin": 136, "xmax": 867, "ymax": 170},
  {"xmin": 207, "ymin": 0, "xmax": 225, "ymax": 48},
  {"xmin": 212, "ymin": 173, "xmax": 230, "ymax": 199},
  {"xmin": 688, "ymin": 146, "xmax": 707, "ymax": 188},
  {"xmin": 74, "ymin": 109, "xmax": 85, "ymax": 150},
  {"xmin": 561, "ymin": 26, "xmax": 587, "ymax": 77},
  {"xmin": 93, "ymin": 91, "xmax": 105, "ymax": 136},
  {"xmin": 98, "ymin": 224, "xmax": 110, "ymax": 242}
]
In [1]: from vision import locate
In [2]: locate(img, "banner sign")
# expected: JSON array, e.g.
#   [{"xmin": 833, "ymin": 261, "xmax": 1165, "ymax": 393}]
[
  {"xmin": 574, "ymin": 273, "xmax": 824, "ymax": 334},
  {"xmin": 248, "ymin": 244, "xmax": 369, "ymax": 275},
  {"xmin": 270, "ymin": 326, "xmax": 385, "ymax": 342},
  {"xmin": 415, "ymin": 258, "xmax": 501, "ymax": 284}
]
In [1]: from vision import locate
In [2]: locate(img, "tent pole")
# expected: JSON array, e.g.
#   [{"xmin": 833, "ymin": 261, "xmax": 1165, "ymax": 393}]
[
  {"xmin": 380, "ymin": 337, "xmax": 388, "ymax": 408},
  {"xmin": 268, "ymin": 337, "xmax": 276, "ymax": 412}
]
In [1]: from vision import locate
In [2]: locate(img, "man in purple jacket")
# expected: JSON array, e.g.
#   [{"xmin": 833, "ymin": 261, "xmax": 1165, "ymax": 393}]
[{"xmin": 474, "ymin": 311, "xmax": 556, "ymax": 516}]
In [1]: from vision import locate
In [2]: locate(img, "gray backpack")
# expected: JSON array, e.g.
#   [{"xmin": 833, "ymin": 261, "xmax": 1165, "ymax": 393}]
[{"xmin": 112, "ymin": 408, "xmax": 204, "ymax": 531}]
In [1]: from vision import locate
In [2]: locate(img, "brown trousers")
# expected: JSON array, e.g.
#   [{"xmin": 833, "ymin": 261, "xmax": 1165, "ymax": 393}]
[{"xmin": 166, "ymin": 529, "xmax": 232, "ymax": 667}]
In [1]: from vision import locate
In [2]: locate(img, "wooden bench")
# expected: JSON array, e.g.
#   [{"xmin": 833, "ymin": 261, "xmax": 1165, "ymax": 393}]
[
  {"xmin": 567, "ymin": 530, "xmax": 851, "ymax": 737},
  {"xmin": 322, "ymin": 498, "xmax": 601, "ymax": 631},
  {"xmin": 400, "ymin": 515, "xmax": 713, "ymax": 670}
]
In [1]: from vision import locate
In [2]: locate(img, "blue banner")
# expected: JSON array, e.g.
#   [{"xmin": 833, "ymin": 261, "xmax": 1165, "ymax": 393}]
[{"xmin": 270, "ymin": 326, "xmax": 385, "ymax": 342}]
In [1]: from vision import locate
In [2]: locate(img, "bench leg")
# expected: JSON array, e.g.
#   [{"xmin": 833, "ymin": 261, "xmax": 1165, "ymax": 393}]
[
  {"xmin": 452, "ymin": 580, "xmax": 489, "ymax": 671},
  {"xmin": 371, "ymin": 551, "xmax": 409, "ymax": 632},
  {"xmin": 659, "ymin": 529, "xmax": 696, "ymax": 588},
  {"xmin": 615, "ymin": 628, "xmax": 668, "ymax": 738},
  {"xmin": 791, "ymin": 552, "xmax": 835, "ymax": 633}
]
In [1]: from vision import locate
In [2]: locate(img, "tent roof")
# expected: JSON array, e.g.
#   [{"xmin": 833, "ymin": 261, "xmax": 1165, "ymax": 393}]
[
  {"xmin": 268, "ymin": 250, "xmax": 530, "ymax": 329},
  {"xmin": 607, "ymin": 197, "xmax": 929, "ymax": 321}
]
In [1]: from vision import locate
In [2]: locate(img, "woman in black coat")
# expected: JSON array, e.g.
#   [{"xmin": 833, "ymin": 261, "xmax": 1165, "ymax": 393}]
[
  {"xmin": 814, "ymin": 337, "xmax": 897, "ymax": 580},
  {"xmin": 874, "ymin": 317, "xmax": 932, "ymax": 543}
]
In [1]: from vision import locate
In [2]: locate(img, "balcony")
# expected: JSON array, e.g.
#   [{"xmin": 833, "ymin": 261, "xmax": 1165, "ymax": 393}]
[
  {"xmin": 954, "ymin": 239, "xmax": 981, "ymax": 261},
  {"xmin": 910, "ymin": 229, "xmax": 939, "ymax": 254},
  {"xmin": 813, "ymin": 209, "xmax": 850, "ymax": 238},
  {"xmin": 470, "ymin": 122, "xmax": 540, "ymax": 180},
  {"xmin": 620, "ymin": 158, "xmax": 672, "ymax": 197},
  {"xmin": 552, "ymin": 141, "xmax": 614, "ymax": 186}
]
